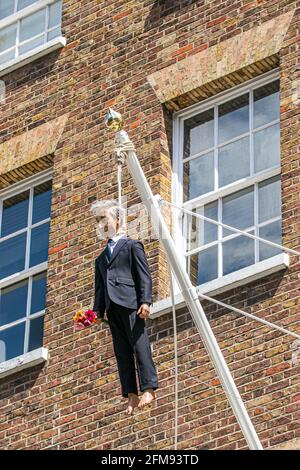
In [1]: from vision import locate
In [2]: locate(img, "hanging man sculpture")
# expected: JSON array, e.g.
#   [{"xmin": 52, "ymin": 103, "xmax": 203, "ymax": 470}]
[{"xmin": 90, "ymin": 199, "xmax": 159, "ymax": 415}]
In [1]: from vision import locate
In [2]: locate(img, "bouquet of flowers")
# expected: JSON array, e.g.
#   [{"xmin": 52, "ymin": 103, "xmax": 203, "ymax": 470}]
[{"xmin": 73, "ymin": 308, "xmax": 109, "ymax": 330}]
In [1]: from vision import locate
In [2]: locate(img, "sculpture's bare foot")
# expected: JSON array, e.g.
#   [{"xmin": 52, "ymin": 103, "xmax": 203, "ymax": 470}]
[
  {"xmin": 138, "ymin": 389, "xmax": 155, "ymax": 410},
  {"xmin": 125, "ymin": 393, "xmax": 139, "ymax": 415}
]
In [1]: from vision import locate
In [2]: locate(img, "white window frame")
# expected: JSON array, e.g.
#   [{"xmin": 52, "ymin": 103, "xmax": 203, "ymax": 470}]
[
  {"xmin": 0, "ymin": 346, "xmax": 48, "ymax": 379},
  {"xmin": 169, "ymin": 68, "xmax": 288, "ymax": 299},
  {"xmin": 0, "ymin": 168, "xmax": 53, "ymax": 371},
  {"xmin": 0, "ymin": 0, "xmax": 66, "ymax": 77}
]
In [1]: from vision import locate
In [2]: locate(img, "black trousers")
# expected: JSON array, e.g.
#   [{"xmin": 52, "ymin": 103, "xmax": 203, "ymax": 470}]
[{"xmin": 107, "ymin": 300, "xmax": 159, "ymax": 398}]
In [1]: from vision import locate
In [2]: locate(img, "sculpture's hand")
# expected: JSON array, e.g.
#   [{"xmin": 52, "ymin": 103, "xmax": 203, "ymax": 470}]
[
  {"xmin": 95, "ymin": 310, "xmax": 108, "ymax": 321},
  {"xmin": 137, "ymin": 303, "xmax": 150, "ymax": 320}
]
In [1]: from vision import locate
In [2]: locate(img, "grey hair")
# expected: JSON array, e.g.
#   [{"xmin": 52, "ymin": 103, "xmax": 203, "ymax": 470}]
[{"xmin": 90, "ymin": 199, "xmax": 126, "ymax": 228}]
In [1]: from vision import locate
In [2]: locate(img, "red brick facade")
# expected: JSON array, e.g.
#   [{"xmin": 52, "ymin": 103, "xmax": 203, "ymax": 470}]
[{"xmin": 0, "ymin": 0, "xmax": 299, "ymax": 450}]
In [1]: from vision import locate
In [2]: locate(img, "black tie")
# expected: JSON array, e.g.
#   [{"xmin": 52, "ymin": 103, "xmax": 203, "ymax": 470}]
[{"xmin": 105, "ymin": 238, "xmax": 115, "ymax": 260}]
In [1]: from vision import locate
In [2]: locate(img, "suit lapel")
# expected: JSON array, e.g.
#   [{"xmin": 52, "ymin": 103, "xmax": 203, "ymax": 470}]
[{"xmin": 107, "ymin": 237, "xmax": 128, "ymax": 267}]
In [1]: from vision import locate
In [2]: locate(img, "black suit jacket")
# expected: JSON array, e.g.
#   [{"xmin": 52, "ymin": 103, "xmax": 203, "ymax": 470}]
[{"xmin": 93, "ymin": 236, "xmax": 153, "ymax": 317}]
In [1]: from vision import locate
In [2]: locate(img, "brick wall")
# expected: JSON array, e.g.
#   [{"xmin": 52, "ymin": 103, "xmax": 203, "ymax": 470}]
[{"xmin": 0, "ymin": 0, "xmax": 299, "ymax": 450}]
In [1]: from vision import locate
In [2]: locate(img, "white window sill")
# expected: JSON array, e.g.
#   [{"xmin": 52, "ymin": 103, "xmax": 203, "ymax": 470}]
[
  {"xmin": 0, "ymin": 36, "xmax": 66, "ymax": 77},
  {"xmin": 151, "ymin": 253, "xmax": 289, "ymax": 317},
  {"xmin": 0, "ymin": 347, "xmax": 48, "ymax": 379}
]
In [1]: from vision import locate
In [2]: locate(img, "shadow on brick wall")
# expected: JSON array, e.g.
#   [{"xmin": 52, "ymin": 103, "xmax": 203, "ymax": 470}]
[{"xmin": 144, "ymin": 0, "xmax": 201, "ymax": 32}]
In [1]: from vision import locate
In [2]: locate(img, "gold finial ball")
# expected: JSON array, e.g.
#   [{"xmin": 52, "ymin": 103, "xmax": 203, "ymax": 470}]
[{"xmin": 105, "ymin": 108, "xmax": 124, "ymax": 132}]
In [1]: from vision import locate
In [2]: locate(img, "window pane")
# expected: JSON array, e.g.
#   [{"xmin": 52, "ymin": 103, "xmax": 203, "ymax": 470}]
[
  {"xmin": 1, "ymin": 190, "xmax": 29, "ymax": 238},
  {"xmin": 48, "ymin": 0, "xmax": 62, "ymax": 29},
  {"xmin": 218, "ymin": 136, "xmax": 250, "ymax": 187},
  {"xmin": 32, "ymin": 180, "xmax": 52, "ymax": 225},
  {"xmin": 183, "ymin": 151, "xmax": 214, "ymax": 201},
  {"xmin": 218, "ymin": 94, "xmax": 249, "ymax": 144},
  {"xmin": 18, "ymin": 0, "xmax": 39, "ymax": 11},
  {"xmin": 190, "ymin": 245, "xmax": 218, "ymax": 286},
  {"xmin": 30, "ymin": 271, "xmax": 47, "ymax": 314},
  {"xmin": 29, "ymin": 315, "xmax": 44, "ymax": 351},
  {"xmin": 0, "ymin": 23, "xmax": 17, "ymax": 54},
  {"xmin": 203, "ymin": 202, "xmax": 218, "ymax": 245},
  {"xmin": 0, "ymin": 322, "xmax": 25, "ymax": 362},
  {"xmin": 0, "ymin": 233, "xmax": 27, "ymax": 280},
  {"xmin": 222, "ymin": 186, "xmax": 254, "ymax": 237},
  {"xmin": 184, "ymin": 109, "xmax": 214, "ymax": 157},
  {"xmin": 254, "ymin": 123, "xmax": 280, "ymax": 173},
  {"xmin": 223, "ymin": 231, "xmax": 255, "ymax": 276},
  {"xmin": 199, "ymin": 245, "xmax": 218, "ymax": 284},
  {"xmin": 259, "ymin": 220, "xmax": 282, "ymax": 261},
  {"xmin": 0, "ymin": 0, "xmax": 14, "ymax": 20},
  {"xmin": 47, "ymin": 27, "xmax": 60, "ymax": 41},
  {"xmin": 258, "ymin": 175, "xmax": 281, "ymax": 224},
  {"xmin": 19, "ymin": 8, "xmax": 46, "ymax": 42},
  {"xmin": 254, "ymin": 80, "xmax": 280, "ymax": 129},
  {"xmin": 19, "ymin": 35, "xmax": 44, "ymax": 55},
  {"xmin": 29, "ymin": 222, "xmax": 50, "ymax": 267},
  {"xmin": 17, "ymin": 0, "xmax": 38, "ymax": 10},
  {"xmin": 188, "ymin": 201, "xmax": 218, "ymax": 251},
  {"xmin": 0, "ymin": 48, "xmax": 15, "ymax": 64},
  {"xmin": 0, "ymin": 279, "xmax": 28, "ymax": 326}
]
